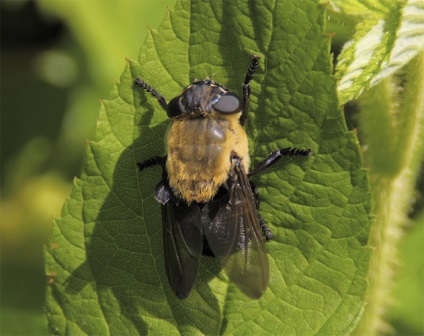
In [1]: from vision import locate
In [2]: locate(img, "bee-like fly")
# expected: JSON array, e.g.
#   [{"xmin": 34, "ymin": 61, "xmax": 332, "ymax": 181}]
[{"xmin": 135, "ymin": 55, "xmax": 311, "ymax": 299}]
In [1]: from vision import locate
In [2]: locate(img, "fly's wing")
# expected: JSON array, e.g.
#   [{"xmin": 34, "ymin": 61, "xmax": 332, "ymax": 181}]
[
  {"xmin": 158, "ymin": 179, "xmax": 203, "ymax": 299},
  {"xmin": 201, "ymin": 158, "xmax": 269, "ymax": 299}
]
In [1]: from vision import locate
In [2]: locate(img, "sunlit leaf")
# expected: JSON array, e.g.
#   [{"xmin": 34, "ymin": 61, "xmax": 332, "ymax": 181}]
[{"xmin": 45, "ymin": 1, "xmax": 372, "ymax": 334}]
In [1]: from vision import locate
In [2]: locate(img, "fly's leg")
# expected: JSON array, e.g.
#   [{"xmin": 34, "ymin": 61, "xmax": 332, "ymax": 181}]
[
  {"xmin": 259, "ymin": 214, "xmax": 275, "ymax": 241},
  {"xmin": 240, "ymin": 55, "xmax": 260, "ymax": 126},
  {"xmin": 249, "ymin": 181, "xmax": 260, "ymax": 209},
  {"xmin": 134, "ymin": 77, "xmax": 168, "ymax": 111},
  {"xmin": 137, "ymin": 156, "xmax": 174, "ymax": 204},
  {"xmin": 250, "ymin": 181, "xmax": 275, "ymax": 240},
  {"xmin": 248, "ymin": 147, "xmax": 311, "ymax": 239},
  {"xmin": 249, "ymin": 148, "xmax": 312, "ymax": 177},
  {"xmin": 137, "ymin": 156, "xmax": 167, "ymax": 171}
]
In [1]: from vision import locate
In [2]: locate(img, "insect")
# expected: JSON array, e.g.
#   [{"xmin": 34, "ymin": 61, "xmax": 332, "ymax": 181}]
[{"xmin": 135, "ymin": 55, "xmax": 311, "ymax": 299}]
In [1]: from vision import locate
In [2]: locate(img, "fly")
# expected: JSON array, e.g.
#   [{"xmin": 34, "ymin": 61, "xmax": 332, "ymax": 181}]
[{"xmin": 134, "ymin": 55, "xmax": 311, "ymax": 299}]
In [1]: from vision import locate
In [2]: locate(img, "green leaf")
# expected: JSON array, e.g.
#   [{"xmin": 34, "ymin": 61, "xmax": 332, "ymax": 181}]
[
  {"xmin": 331, "ymin": 0, "xmax": 424, "ymax": 104},
  {"xmin": 45, "ymin": 0, "xmax": 372, "ymax": 334}
]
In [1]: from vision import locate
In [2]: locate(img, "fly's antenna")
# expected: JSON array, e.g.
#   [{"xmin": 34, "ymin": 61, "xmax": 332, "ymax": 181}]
[{"xmin": 134, "ymin": 77, "xmax": 168, "ymax": 111}]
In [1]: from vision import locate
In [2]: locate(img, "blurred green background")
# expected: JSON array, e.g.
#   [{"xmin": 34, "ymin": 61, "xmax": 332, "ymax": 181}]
[
  {"xmin": 1, "ymin": 1, "xmax": 174, "ymax": 334},
  {"xmin": 0, "ymin": 1, "xmax": 422, "ymax": 335}
]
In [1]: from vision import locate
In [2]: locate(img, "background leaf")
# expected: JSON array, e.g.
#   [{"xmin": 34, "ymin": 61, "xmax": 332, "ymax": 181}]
[
  {"xmin": 351, "ymin": 51, "xmax": 424, "ymax": 335},
  {"xmin": 331, "ymin": 0, "xmax": 424, "ymax": 104},
  {"xmin": 45, "ymin": 0, "xmax": 372, "ymax": 334}
]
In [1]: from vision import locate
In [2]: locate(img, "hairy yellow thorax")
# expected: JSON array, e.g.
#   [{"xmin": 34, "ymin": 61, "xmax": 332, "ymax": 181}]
[{"xmin": 166, "ymin": 113, "xmax": 249, "ymax": 203}]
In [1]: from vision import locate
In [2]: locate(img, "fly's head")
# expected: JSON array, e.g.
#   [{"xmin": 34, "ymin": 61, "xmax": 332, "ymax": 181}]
[{"xmin": 167, "ymin": 79, "xmax": 242, "ymax": 119}]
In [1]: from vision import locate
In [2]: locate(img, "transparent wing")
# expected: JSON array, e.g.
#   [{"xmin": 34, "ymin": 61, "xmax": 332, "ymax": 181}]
[{"xmin": 201, "ymin": 157, "xmax": 269, "ymax": 299}]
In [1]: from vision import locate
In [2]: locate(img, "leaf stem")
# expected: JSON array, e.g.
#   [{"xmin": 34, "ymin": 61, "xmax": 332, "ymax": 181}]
[{"xmin": 354, "ymin": 53, "xmax": 424, "ymax": 335}]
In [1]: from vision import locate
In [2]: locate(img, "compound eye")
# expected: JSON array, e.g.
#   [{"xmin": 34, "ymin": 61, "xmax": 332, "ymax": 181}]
[
  {"xmin": 214, "ymin": 93, "xmax": 242, "ymax": 114},
  {"xmin": 167, "ymin": 96, "xmax": 184, "ymax": 118}
]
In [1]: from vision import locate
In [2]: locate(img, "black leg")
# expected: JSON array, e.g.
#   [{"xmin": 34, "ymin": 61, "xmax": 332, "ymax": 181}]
[
  {"xmin": 134, "ymin": 77, "xmax": 168, "ymax": 111},
  {"xmin": 249, "ymin": 181, "xmax": 260, "ymax": 209},
  {"xmin": 258, "ymin": 213, "xmax": 275, "ymax": 240},
  {"xmin": 249, "ymin": 147, "xmax": 312, "ymax": 177},
  {"xmin": 137, "ymin": 155, "xmax": 167, "ymax": 171},
  {"xmin": 250, "ymin": 181, "xmax": 275, "ymax": 240},
  {"xmin": 240, "ymin": 55, "xmax": 260, "ymax": 126}
]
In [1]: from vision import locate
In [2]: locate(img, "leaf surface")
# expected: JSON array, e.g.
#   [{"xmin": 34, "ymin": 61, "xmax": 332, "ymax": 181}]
[{"xmin": 45, "ymin": 1, "xmax": 372, "ymax": 335}]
